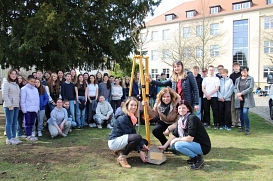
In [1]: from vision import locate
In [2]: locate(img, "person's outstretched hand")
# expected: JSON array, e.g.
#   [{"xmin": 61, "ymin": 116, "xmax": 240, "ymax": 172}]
[{"xmin": 139, "ymin": 151, "xmax": 148, "ymax": 162}]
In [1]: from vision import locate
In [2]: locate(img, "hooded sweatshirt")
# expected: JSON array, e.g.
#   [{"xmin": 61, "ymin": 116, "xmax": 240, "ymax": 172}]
[
  {"xmin": 93, "ymin": 101, "xmax": 113, "ymax": 120},
  {"xmin": 20, "ymin": 84, "xmax": 40, "ymax": 113}
]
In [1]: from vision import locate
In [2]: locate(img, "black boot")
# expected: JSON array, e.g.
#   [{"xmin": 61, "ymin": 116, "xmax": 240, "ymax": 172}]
[
  {"xmin": 190, "ymin": 155, "xmax": 204, "ymax": 170},
  {"xmin": 186, "ymin": 157, "xmax": 194, "ymax": 164}
]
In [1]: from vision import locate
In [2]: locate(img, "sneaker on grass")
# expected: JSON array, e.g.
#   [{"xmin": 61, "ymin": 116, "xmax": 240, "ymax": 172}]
[
  {"xmin": 97, "ymin": 124, "xmax": 102, "ymax": 129},
  {"xmin": 26, "ymin": 136, "xmax": 38, "ymax": 141}
]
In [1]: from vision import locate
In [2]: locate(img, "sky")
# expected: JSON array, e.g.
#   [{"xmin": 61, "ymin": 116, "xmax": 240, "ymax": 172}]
[{"xmin": 145, "ymin": 0, "xmax": 193, "ymax": 22}]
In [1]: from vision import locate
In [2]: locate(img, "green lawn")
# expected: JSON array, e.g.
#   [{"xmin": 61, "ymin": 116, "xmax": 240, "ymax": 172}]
[{"xmin": 0, "ymin": 110, "xmax": 273, "ymax": 181}]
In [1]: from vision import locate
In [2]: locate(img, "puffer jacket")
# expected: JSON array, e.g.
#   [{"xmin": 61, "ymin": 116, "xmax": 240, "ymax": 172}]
[
  {"xmin": 20, "ymin": 84, "xmax": 40, "ymax": 113},
  {"xmin": 108, "ymin": 114, "xmax": 145, "ymax": 151},
  {"xmin": 151, "ymin": 70, "xmax": 199, "ymax": 106},
  {"xmin": 2, "ymin": 81, "xmax": 20, "ymax": 108},
  {"xmin": 218, "ymin": 77, "xmax": 234, "ymax": 101}
]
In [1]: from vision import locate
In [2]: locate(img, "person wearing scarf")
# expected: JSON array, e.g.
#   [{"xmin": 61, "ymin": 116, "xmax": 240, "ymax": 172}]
[
  {"xmin": 158, "ymin": 100, "xmax": 211, "ymax": 170},
  {"xmin": 108, "ymin": 97, "xmax": 149, "ymax": 169},
  {"xmin": 146, "ymin": 87, "xmax": 180, "ymax": 146}
]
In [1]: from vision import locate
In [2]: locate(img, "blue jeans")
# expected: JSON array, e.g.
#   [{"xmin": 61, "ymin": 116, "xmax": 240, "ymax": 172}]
[
  {"xmin": 238, "ymin": 108, "xmax": 250, "ymax": 130},
  {"xmin": 69, "ymin": 100, "xmax": 76, "ymax": 123},
  {"xmin": 171, "ymin": 141, "xmax": 203, "ymax": 158},
  {"xmin": 4, "ymin": 107, "xmax": 19, "ymax": 140},
  {"xmin": 76, "ymin": 96, "xmax": 86, "ymax": 128},
  {"xmin": 32, "ymin": 110, "xmax": 45, "ymax": 132},
  {"xmin": 67, "ymin": 117, "xmax": 77, "ymax": 129},
  {"xmin": 196, "ymin": 97, "xmax": 202, "ymax": 121},
  {"xmin": 17, "ymin": 110, "xmax": 24, "ymax": 136}
]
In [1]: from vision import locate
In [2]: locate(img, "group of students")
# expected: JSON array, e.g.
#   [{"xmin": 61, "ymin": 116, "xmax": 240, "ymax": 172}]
[
  {"xmin": 192, "ymin": 63, "xmax": 255, "ymax": 135},
  {"xmin": 3, "ymin": 59, "xmax": 254, "ymax": 170}
]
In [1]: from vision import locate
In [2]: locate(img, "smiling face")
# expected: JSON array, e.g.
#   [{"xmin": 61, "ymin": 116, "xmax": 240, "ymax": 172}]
[
  {"xmin": 9, "ymin": 71, "xmax": 17, "ymax": 81},
  {"xmin": 89, "ymin": 75, "xmax": 95, "ymax": 83},
  {"xmin": 56, "ymin": 99, "xmax": 63, "ymax": 109},
  {"xmin": 17, "ymin": 76, "xmax": 22, "ymax": 83},
  {"xmin": 173, "ymin": 63, "xmax": 183, "ymax": 74},
  {"xmin": 28, "ymin": 78, "xmax": 36, "ymax": 86},
  {"xmin": 161, "ymin": 92, "xmax": 171, "ymax": 105},
  {"xmin": 35, "ymin": 79, "xmax": 41, "ymax": 88},
  {"xmin": 208, "ymin": 67, "xmax": 214, "ymax": 76},
  {"xmin": 70, "ymin": 69, "xmax": 76, "ymax": 77},
  {"xmin": 78, "ymin": 75, "xmax": 83, "ymax": 82},
  {"xmin": 58, "ymin": 71, "xmax": 63, "ymax": 78},
  {"xmin": 99, "ymin": 96, "xmax": 105, "ymax": 103},
  {"xmin": 63, "ymin": 101, "xmax": 69, "ymax": 109},
  {"xmin": 128, "ymin": 100, "xmax": 138, "ymax": 114},
  {"xmin": 178, "ymin": 104, "xmax": 190, "ymax": 117}
]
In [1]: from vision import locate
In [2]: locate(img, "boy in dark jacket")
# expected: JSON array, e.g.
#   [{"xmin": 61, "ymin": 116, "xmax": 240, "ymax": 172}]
[{"xmin": 192, "ymin": 66, "xmax": 203, "ymax": 121}]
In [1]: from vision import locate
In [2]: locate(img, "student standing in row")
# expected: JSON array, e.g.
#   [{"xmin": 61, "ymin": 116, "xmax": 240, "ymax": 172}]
[
  {"xmin": 218, "ymin": 69, "xmax": 234, "ymax": 131},
  {"xmin": 98, "ymin": 74, "xmax": 111, "ymax": 102},
  {"xmin": 20, "ymin": 75, "xmax": 40, "ymax": 141},
  {"xmin": 202, "ymin": 65, "xmax": 220, "ymax": 129},
  {"xmin": 61, "ymin": 73, "xmax": 76, "ymax": 123},
  {"xmin": 33, "ymin": 79, "xmax": 49, "ymax": 137},
  {"xmin": 111, "ymin": 77, "xmax": 123, "ymax": 113},
  {"xmin": 75, "ymin": 74, "xmax": 88, "ymax": 128},
  {"xmin": 87, "ymin": 75, "xmax": 98, "ymax": 128},
  {"xmin": 3, "ymin": 69, "xmax": 21, "ymax": 145}
]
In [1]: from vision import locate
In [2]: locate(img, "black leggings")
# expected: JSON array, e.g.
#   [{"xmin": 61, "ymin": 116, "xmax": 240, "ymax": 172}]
[
  {"xmin": 152, "ymin": 120, "xmax": 170, "ymax": 145},
  {"xmin": 122, "ymin": 134, "xmax": 148, "ymax": 155}
]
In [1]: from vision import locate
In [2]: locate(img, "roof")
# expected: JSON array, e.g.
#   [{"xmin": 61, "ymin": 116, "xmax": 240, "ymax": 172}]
[{"xmin": 146, "ymin": 0, "xmax": 272, "ymax": 26}]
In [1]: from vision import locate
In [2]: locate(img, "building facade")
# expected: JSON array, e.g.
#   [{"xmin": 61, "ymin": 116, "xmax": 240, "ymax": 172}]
[{"xmin": 142, "ymin": 0, "xmax": 273, "ymax": 92}]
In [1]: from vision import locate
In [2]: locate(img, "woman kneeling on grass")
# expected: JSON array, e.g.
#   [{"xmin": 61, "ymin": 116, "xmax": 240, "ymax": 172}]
[
  {"xmin": 47, "ymin": 99, "xmax": 71, "ymax": 138},
  {"xmin": 108, "ymin": 97, "xmax": 149, "ymax": 169},
  {"xmin": 158, "ymin": 100, "xmax": 211, "ymax": 170}
]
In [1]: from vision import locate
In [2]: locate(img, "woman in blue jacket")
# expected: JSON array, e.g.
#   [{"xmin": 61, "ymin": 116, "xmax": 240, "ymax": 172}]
[
  {"xmin": 33, "ymin": 79, "xmax": 49, "ymax": 137},
  {"xmin": 150, "ymin": 60, "xmax": 199, "ymax": 110},
  {"xmin": 108, "ymin": 97, "xmax": 149, "ymax": 169}
]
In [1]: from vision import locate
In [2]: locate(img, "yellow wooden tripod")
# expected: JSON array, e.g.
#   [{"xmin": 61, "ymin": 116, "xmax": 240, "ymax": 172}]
[{"xmin": 129, "ymin": 55, "xmax": 150, "ymax": 146}]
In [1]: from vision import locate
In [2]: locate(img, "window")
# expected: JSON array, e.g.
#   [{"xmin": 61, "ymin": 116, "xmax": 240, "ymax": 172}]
[
  {"xmin": 183, "ymin": 48, "xmax": 191, "ymax": 58},
  {"xmin": 264, "ymin": 16, "xmax": 273, "ymax": 29},
  {"xmin": 163, "ymin": 29, "xmax": 170, "ymax": 40},
  {"xmin": 233, "ymin": 20, "xmax": 249, "ymax": 66},
  {"xmin": 263, "ymin": 66, "xmax": 273, "ymax": 78},
  {"xmin": 210, "ymin": 6, "xmax": 220, "ymax": 14},
  {"xmin": 151, "ymin": 69, "xmax": 158, "ymax": 79},
  {"xmin": 233, "ymin": 1, "xmax": 252, "ymax": 10},
  {"xmin": 196, "ymin": 25, "xmax": 203, "ymax": 37},
  {"xmin": 210, "ymin": 23, "xmax": 219, "ymax": 35},
  {"xmin": 186, "ymin": 10, "xmax": 196, "ymax": 18},
  {"xmin": 210, "ymin": 45, "xmax": 219, "ymax": 57},
  {"xmin": 165, "ymin": 13, "xmax": 176, "ymax": 21},
  {"xmin": 163, "ymin": 49, "xmax": 170, "ymax": 60},
  {"xmin": 264, "ymin": 41, "xmax": 273, "ymax": 53},
  {"xmin": 162, "ymin": 68, "xmax": 170, "ymax": 78},
  {"xmin": 196, "ymin": 47, "xmax": 203, "ymax": 58},
  {"xmin": 183, "ymin": 27, "xmax": 191, "ymax": 38},
  {"xmin": 151, "ymin": 50, "xmax": 158, "ymax": 61},
  {"xmin": 268, "ymin": 0, "xmax": 273, "ymax": 4},
  {"xmin": 151, "ymin": 31, "xmax": 158, "ymax": 42}
]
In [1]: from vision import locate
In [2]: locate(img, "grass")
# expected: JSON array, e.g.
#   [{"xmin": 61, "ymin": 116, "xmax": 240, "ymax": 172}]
[{"xmin": 0, "ymin": 108, "xmax": 273, "ymax": 181}]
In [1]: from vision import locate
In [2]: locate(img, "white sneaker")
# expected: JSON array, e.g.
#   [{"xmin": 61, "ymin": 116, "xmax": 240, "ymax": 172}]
[
  {"xmin": 12, "ymin": 137, "xmax": 22, "ymax": 144},
  {"xmin": 92, "ymin": 123, "xmax": 97, "ymax": 127},
  {"xmin": 31, "ymin": 131, "xmax": 36, "ymax": 137},
  {"xmin": 89, "ymin": 123, "xmax": 96, "ymax": 128},
  {"xmin": 97, "ymin": 124, "xmax": 102, "ymax": 129},
  {"xmin": 107, "ymin": 124, "xmax": 113, "ymax": 129},
  {"xmin": 6, "ymin": 139, "xmax": 18, "ymax": 145},
  {"xmin": 38, "ymin": 131, "xmax": 42, "ymax": 137}
]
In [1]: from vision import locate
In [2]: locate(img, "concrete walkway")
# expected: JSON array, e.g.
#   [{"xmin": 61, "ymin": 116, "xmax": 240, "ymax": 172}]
[{"xmin": 249, "ymin": 94, "xmax": 273, "ymax": 124}]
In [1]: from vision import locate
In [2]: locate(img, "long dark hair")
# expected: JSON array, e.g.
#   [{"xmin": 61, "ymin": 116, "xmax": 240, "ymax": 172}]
[
  {"xmin": 88, "ymin": 75, "xmax": 97, "ymax": 85},
  {"xmin": 76, "ymin": 74, "xmax": 87, "ymax": 89},
  {"xmin": 103, "ymin": 74, "xmax": 111, "ymax": 89},
  {"xmin": 36, "ymin": 80, "xmax": 45, "ymax": 95},
  {"xmin": 177, "ymin": 100, "xmax": 193, "ymax": 114}
]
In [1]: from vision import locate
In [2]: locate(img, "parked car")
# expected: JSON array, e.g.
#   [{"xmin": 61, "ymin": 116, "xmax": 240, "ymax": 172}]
[{"xmin": 267, "ymin": 74, "xmax": 273, "ymax": 120}]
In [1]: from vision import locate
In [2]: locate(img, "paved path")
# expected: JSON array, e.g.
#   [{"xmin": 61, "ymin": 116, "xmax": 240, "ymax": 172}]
[{"xmin": 249, "ymin": 94, "xmax": 273, "ymax": 124}]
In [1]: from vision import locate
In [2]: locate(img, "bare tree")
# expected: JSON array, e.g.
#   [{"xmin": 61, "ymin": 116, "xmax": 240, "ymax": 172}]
[{"xmin": 157, "ymin": 0, "xmax": 228, "ymax": 69}]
